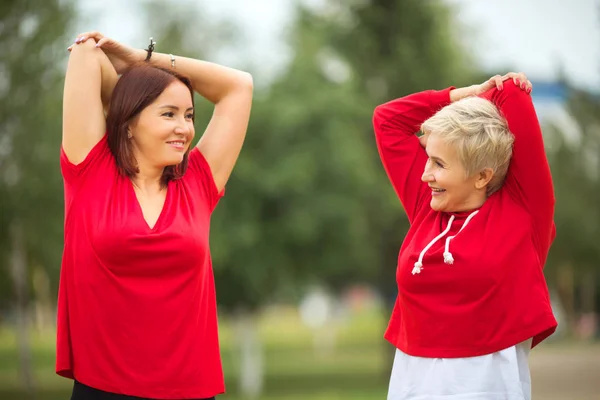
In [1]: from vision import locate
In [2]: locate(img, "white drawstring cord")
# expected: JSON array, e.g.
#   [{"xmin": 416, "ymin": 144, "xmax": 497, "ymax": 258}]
[
  {"xmin": 412, "ymin": 215, "xmax": 455, "ymax": 275},
  {"xmin": 443, "ymin": 210, "xmax": 479, "ymax": 264}
]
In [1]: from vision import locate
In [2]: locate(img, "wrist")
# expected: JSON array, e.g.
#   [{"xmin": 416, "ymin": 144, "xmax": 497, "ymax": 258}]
[
  {"xmin": 450, "ymin": 85, "xmax": 477, "ymax": 103},
  {"xmin": 134, "ymin": 48, "xmax": 147, "ymax": 64}
]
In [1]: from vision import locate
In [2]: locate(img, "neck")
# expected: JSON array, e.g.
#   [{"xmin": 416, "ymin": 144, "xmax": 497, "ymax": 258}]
[
  {"xmin": 130, "ymin": 148, "xmax": 166, "ymax": 191},
  {"xmin": 453, "ymin": 193, "xmax": 487, "ymax": 213},
  {"xmin": 131, "ymin": 165, "xmax": 164, "ymax": 193}
]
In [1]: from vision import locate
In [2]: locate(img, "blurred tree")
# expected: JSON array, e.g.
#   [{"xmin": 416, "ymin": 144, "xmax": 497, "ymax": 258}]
[
  {"xmin": 212, "ymin": 0, "xmax": 477, "ymax": 313},
  {"xmin": 0, "ymin": 0, "xmax": 74, "ymax": 394},
  {"xmin": 287, "ymin": 0, "xmax": 477, "ymax": 374},
  {"xmin": 545, "ymin": 86, "xmax": 600, "ymax": 337},
  {"xmin": 138, "ymin": 0, "xmax": 480, "ymax": 396}
]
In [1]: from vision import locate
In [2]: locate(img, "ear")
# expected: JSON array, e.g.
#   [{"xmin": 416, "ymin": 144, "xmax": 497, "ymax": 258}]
[
  {"xmin": 126, "ymin": 117, "xmax": 139, "ymax": 139},
  {"xmin": 475, "ymin": 168, "xmax": 494, "ymax": 190}
]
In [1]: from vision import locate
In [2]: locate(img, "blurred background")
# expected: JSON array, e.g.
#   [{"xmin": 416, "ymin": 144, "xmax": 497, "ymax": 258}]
[{"xmin": 1, "ymin": 0, "xmax": 599, "ymax": 399}]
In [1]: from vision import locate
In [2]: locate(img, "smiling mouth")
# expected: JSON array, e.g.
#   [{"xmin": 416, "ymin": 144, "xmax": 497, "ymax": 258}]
[
  {"xmin": 430, "ymin": 187, "xmax": 446, "ymax": 193},
  {"xmin": 167, "ymin": 140, "xmax": 186, "ymax": 148}
]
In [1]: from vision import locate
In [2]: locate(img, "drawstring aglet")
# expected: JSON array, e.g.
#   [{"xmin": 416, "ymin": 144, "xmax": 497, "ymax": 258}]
[
  {"xmin": 412, "ymin": 262, "xmax": 423, "ymax": 275},
  {"xmin": 443, "ymin": 252, "xmax": 454, "ymax": 265}
]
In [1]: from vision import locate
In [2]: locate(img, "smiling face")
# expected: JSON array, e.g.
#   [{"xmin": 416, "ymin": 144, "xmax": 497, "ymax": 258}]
[
  {"xmin": 128, "ymin": 81, "xmax": 195, "ymax": 171},
  {"xmin": 422, "ymin": 134, "xmax": 491, "ymax": 213}
]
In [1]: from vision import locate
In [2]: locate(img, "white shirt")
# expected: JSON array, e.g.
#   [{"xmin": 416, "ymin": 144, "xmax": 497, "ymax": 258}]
[{"xmin": 387, "ymin": 339, "xmax": 533, "ymax": 400}]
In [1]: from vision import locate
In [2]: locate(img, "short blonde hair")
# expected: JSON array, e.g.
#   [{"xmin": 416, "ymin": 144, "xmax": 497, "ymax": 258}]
[{"xmin": 421, "ymin": 96, "xmax": 514, "ymax": 195}]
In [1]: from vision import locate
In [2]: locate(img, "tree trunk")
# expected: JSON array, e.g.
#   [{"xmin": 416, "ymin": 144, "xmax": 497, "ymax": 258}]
[
  {"xmin": 32, "ymin": 266, "xmax": 53, "ymax": 336},
  {"xmin": 9, "ymin": 219, "xmax": 34, "ymax": 395},
  {"xmin": 556, "ymin": 262, "xmax": 577, "ymax": 336},
  {"xmin": 233, "ymin": 309, "xmax": 263, "ymax": 399},
  {"xmin": 578, "ymin": 269, "xmax": 598, "ymax": 340}
]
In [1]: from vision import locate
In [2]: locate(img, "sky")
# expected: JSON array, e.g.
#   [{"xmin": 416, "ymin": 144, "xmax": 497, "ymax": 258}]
[{"xmin": 76, "ymin": 0, "xmax": 600, "ymax": 90}]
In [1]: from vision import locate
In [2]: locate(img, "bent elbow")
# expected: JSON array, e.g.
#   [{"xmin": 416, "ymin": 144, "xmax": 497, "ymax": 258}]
[
  {"xmin": 373, "ymin": 104, "xmax": 390, "ymax": 133},
  {"xmin": 238, "ymin": 71, "xmax": 254, "ymax": 93}
]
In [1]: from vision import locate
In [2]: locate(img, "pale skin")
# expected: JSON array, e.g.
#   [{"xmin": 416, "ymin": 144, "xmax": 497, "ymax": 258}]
[
  {"xmin": 63, "ymin": 32, "xmax": 253, "ymax": 228},
  {"xmin": 419, "ymin": 72, "xmax": 532, "ymax": 213}
]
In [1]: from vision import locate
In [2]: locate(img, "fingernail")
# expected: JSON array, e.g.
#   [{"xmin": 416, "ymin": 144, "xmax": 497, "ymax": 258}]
[
  {"xmin": 515, "ymin": 79, "xmax": 520, "ymax": 86},
  {"xmin": 95, "ymin": 43, "xmax": 100, "ymax": 47},
  {"xmin": 499, "ymin": 84, "xmax": 503, "ymax": 90}
]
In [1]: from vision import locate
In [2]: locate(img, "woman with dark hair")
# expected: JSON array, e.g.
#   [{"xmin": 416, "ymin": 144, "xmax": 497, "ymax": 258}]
[{"xmin": 59, "ymin": 32, "xmax": 253, "ymax": 399}]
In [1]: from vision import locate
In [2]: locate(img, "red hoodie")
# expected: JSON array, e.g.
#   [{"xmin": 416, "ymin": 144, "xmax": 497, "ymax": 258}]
[{"xmin": 372, "ymin": 81, "xmax": 557, "ymax": 358}]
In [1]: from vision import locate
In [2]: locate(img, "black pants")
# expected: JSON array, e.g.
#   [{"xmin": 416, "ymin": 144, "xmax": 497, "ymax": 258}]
[{"xmin": 71, "ymin": 380, "xmax": 216, "ymax": 400}]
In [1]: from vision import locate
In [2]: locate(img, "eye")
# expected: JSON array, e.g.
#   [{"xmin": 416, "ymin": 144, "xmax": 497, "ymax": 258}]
[
  {"xmin": 435, "ymin": 160, "xmax": 444, "ymax": 168},
  {"xmin": 162, "ymin": 111, "xmax": 174, "ymax": 118},
  {"xmin": 185, "ymin": 113, "xmax": 194, "ymax": 120}
]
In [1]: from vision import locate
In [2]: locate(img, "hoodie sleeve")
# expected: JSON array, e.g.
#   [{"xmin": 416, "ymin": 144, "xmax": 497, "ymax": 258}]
[
  {"xmin": 481, "ymin": 80, "xmax": 556, "ymax": 260},
  {"xmin": 372, "ymin": 87, "xmax": 454, "ymax": 224}
]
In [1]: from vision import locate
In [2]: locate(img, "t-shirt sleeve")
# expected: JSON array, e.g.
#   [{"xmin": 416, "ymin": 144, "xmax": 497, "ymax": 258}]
[
  {"xmin": 60, "ymin": 134, "xmax": 111, "ymax": 185},
  {"xmin": 185, "ymin": 147, "xmax": 224, "ymax": 212}
]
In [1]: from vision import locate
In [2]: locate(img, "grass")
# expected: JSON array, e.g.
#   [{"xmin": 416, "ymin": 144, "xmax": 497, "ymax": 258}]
[
  {"xmin": 0, "ymin": 307, "xmax": 392, "ymax": 400},
  {"xmin": 2, "ymin": 307, "xmax": 600, "ymax": 399}
]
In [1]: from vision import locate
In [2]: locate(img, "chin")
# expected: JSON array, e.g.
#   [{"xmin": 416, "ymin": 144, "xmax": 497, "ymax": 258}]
[
  {"xmin": 161, "ymin": 156, "xmax": 185, "ymax": 167},
  {"xmin": 430, "ymin": 199, "xmax": 449, "ymax": 212}
]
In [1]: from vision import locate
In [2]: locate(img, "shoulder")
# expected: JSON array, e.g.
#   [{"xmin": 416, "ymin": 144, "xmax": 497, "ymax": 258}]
[
  {"xmin": 61, "ymin": 134, "xmax": 116, "ymax": 185},
  {"xmin": 181, "ymin": 148, "xmax": 224, "ymax": 212}
]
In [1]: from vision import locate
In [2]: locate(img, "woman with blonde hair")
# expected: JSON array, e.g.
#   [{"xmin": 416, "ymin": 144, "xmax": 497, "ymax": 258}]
[
  {"xmin": 59, "ymin": 32, "xmax": 253, "ymax": 399},
  {"xmin": 373, "ymin": 72, "xmax": 557, "ymax": 399}
]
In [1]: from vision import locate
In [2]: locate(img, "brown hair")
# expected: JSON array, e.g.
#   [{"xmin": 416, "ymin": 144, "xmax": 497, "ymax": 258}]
[{"xmin": 106, "ymin": 63, "xmax": 195, "ymax": 187}]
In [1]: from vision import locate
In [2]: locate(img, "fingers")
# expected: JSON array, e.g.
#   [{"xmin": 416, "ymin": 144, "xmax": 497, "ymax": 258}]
[
  {"xmin": 492, "ymin": 74, "xmax": 504, "ymax": 91},
  {"xmin": 76, "ymin": 31, "xmax": 104, "ymax": 42},
  {"xmin": 68, "ymin": 31, "xmax": 107, "ymax": 52},
  {"xmin": 501, "ymin": 72, "xmax": 533, "ymax": 94},
  {"xmin": 95, "ymin": 37, "xmax": 111, "ymax": 48},
  {"xmin": 69, "ymin": 31, "xmax": 104, "ymax": 47}
]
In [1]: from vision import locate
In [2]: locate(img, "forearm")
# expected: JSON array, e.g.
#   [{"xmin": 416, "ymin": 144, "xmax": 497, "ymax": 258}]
[
  {"xmin": 135, "ymin": 49, "xmax": 252, "ymax": 104},
  {"xmin": 449, "ymin": 85, "xmax": 477, "ymax": 103},
  {"xmin": 98, "ymin": 49, "xmax": 118, "ymax": 112},
  {"xmin": 374, "ymin": 88, "xmax": 454, "ymax": 136}
]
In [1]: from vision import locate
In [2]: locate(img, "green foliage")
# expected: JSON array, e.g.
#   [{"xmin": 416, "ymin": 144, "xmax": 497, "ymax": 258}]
[
  {"xmin": 210, "ymin": 0, "xmax": 477, "ymax": 310},
  {"xmin": 546, "ymin": 88, "xmax": 600, "ymax": 278},
  {"xmin": 0, "ymin": 0, "xmax": 75, "ymax": 310}
]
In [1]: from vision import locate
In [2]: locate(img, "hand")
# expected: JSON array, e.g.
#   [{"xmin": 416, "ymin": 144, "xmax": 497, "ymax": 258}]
[
  {"xmin": 473, "ymin": 72, "xmax": 533, "ymax": 95},
  {"xmin": 68, "ymin": 32, "xmax": 143, "ymax": 74}
]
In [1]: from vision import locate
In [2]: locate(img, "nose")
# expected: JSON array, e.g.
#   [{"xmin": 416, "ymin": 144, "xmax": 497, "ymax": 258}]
[
  {"xmin": 421, "ymin": 173, "xmax": 434, "ymax": 183},
  {"xmin": 421, "ymin": 163, "xmax": 434, "ymax": 183},
  {"xmin": 174, "ymin": 119, "xmax": 192, "ymax": 136}
]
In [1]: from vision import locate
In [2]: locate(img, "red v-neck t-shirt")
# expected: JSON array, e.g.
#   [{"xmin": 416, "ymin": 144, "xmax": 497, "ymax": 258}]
[{"xmin": 56, "ymin": 135, "xmax": 225, "ymax": 399}]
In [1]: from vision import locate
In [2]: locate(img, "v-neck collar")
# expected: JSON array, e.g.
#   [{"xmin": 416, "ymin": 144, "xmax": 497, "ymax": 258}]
[{"xmin": 129, "ymin": 180, "xmax": 171, "ymax": 232}]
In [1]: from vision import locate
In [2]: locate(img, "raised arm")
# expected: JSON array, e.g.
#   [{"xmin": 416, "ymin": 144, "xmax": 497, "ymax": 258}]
[
  {"xmin": 144, "ymin": 52, "xmax": 253, "ymax": 192},
  {"xmin": 480, "ymin": 75, "xmax": 556, "ymax": 257},
  {"xmin": 62, "ymin": 38, "xmax": 118, "ymax": 165},
  {"xmin": 70, "ymin": 32, "xmax": 253, "ymax": 192},
  {"xmin": 372, "ymin": 88, "xmax": 453, "ymax": 223}
]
